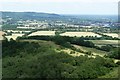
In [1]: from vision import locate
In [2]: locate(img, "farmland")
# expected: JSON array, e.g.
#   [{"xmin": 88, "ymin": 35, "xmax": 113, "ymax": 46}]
[
  {"xmin": 5, "ymin": 30, "xmax": 31, "ymax": 33},
  {"xmin": 102, "ymin": 33, "xmax": 119, "ymax": 38},
  {"xmin": 28, "ymin": 31, "xmax": 55, "ymax": 36},
  {"xmin": 5, "ymin": 33, "xmax": 24, "ymax": 40},
  {"xmin": 89, "ymin": 40, "xmax": 118, "ymax": 44},
  {"xmin": 60, "ymin": 32, "xmax": 102, "ymax": 37},
  {"xmin": 88, "ymin": 40, "xmax": 119, "ymax": 47},
  {"xmin": 0, "ymin": 31, "xmax": 5, "ymax": 40}
]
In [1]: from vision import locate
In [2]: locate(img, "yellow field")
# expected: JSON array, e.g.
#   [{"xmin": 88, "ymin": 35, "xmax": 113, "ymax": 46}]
[
  {"xmin": 6, "ymin": 30, "xmax": 31, "ymax": 33},
  {"xmin": 0, "ymin": 31, "xmax": 6, "ymax": 40},
  {"xmin": 5, "ymin": 33, "xmax": 24, "ymax": 40},
  {"xmin": 60, "ymin": 32, "xmax": 101, "ymax": 37},
  {"xmin": 103, "ymin": 33, "xmax": 119, "ymax": 38},
  {"xmin": 28, "ymin": 31, "xmax": 55, "ymax": 36}
]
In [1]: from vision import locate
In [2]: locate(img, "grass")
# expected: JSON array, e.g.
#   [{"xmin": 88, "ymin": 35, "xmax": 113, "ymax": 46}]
[
  {"xmin": 89, "ymin": 40, "xmax": 119, "ymax": 45},
  {"xmin": 73, "ymin": 44, "xmax": 107, "ymax": 57},
  {"xmin": 55, "ymin": 48, "xmax": 85, "ymax": 57}
]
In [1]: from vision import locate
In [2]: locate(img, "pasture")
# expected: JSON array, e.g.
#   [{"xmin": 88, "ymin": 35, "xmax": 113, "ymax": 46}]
[{"xmin": 88, "ymin": 40, "xmax": 119, "ymax": 47}]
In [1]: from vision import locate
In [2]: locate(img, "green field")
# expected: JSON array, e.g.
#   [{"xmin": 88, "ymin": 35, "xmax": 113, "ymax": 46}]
[
  {"xmin": 89, "ymin": 40, "xmax": 119, "ymax": 45},
  {"xmin": 73, "ymin": 44, "xmax": 108, "ymax": 57},
  {"xmin": 88, "ymin": 40, "xmax": 119, "ymax": 47}
]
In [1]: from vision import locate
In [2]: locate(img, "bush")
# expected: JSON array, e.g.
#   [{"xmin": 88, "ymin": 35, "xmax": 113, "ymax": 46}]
[
  {"xmin": 116, "ymin": 61, "xmax": 120, "ymax": 65},
  {"xmin": 108, "ymin": 48, "xmax": 120, "ymax": 59}
]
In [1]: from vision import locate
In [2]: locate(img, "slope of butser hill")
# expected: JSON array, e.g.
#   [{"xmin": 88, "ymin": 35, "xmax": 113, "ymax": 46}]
[
  {"xmin": 2, "ymin": 39, "xmax": 120, "ymax": 79},
  {"xmin": 99, "ymin": 66, "xmax": 119, "ymax": 78}
]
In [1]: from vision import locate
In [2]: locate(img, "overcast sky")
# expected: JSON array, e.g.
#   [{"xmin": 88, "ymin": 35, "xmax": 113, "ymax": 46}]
[{"xmin": 0, "ymin": 0, "xmax": 119, "ymax": 15}]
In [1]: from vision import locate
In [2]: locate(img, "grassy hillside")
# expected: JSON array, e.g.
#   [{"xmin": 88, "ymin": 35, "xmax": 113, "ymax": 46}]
[
  {"xmin": 2, "ymin": 39, "xmax": 119, "ymax": 79},
  {"xmin": 73, "ymin": 45, "xmax": 107, "ymax": 57}
]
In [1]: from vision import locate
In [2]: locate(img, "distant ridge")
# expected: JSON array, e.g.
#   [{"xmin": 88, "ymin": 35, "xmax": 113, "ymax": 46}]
[
  {"xmin": 1, "ymin": 11, "xmax": 117, "ymax": 22},
  {"xmin": 1, "ymin": 11, "xmax": 61, "ymax": 20}
]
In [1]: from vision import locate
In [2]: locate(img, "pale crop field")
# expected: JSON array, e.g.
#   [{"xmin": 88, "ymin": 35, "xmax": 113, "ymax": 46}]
[
  {"xmin": 103, "ymin": 33, "xmax": 119, "ymax": 38},
  {"xmin": 89, "ymin": 40, "xmax": 119, "ymax": 45},
  {"xmin": 6, "ymin": 30, "xmax": 31, "ymax": 33},
  {"xmin": 0, "ymin": 31, "xmax": 6, "ymax": 40},
  {"xmin": 5, "ymin": 33, "xmax": 24, "ymax": 40},
  {"xmin": 60, "ymin": 32, "xmax": 101, "ymax": 37},
  {"xmin": 28, "ymin": 31, "xmax": 55, "ymax": 36}
]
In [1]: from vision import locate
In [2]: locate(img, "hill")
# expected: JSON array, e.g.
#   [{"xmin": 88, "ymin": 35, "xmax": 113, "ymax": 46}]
[
  {"xmin": 1, "ymin": 11, "xmax": 61, "ymax": 20},
  {"xmin": 2, "ymin": 39, "xmax": 119, "ymax": 79}
]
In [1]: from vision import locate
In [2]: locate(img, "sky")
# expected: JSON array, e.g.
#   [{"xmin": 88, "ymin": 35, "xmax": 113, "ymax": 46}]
[{"xmin": 0, "ymin": 0, "xmax": 119, "ymax": 15}]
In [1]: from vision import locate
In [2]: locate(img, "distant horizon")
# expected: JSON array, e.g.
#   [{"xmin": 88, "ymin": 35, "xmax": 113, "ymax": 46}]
[{"xmin": 0, "ymin": 11, "xmax": 118, "ymax": 16}]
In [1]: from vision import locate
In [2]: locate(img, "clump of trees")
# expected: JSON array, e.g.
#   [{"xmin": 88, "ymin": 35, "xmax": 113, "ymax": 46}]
[
  {"xmin": 55, "ymin": 31, "xmax": 65, "ymax": 36},
  {"xmin": 2, "ymin": 39, "xmax": 40, "ymax": 57},
  {"xmin": 107, "ymin": 48, "xmax": 120, "ymax": 59},
  {"xmin": 95, "ymin": 44, "xmax": 115, "ymax": 52}
]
